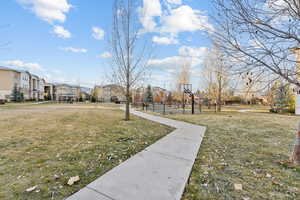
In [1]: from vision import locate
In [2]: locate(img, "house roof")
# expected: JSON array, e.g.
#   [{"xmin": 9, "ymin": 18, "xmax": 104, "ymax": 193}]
[
  {"xmin": 0, "ymin": 66, "xmax": 39, "ymax": 77},
  {"xmin": 95, "ymin": 84, "xmax": 124, "ymax": 90},
  {"xmin": 0, "ymin": 66, "xmax": 20, "ymax": 72}
]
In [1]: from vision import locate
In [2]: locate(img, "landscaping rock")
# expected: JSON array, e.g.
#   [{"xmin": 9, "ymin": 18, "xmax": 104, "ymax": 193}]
[
  {"xmin": 67, "ymin": 176, "xmax": 80, "ymax": 186},
  {"xmin": 54, "ymin": 174, "xmax": 60, "ymax": 180},
  {"xmin": 26, "ymin": 185, "xmax": 38, "ymax": 192},
  {"xmin": 234, "ymin": 183, "xmax": 243, "ymax": 191},
  {"xmin": 266, "ymin": 173, "xmax": 272, "ymax": 178}
]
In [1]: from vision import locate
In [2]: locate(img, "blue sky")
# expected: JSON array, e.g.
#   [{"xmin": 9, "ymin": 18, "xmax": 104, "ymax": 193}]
[{"xmin": 0, "ymin": 0, "xmax": 214, "ymax": 90}]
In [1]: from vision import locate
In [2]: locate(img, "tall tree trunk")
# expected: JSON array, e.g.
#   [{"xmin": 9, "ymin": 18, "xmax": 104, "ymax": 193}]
[
  {"xmin": 217, "ymin": 88, "xmax": 222, "ymax": 112},
  {"xmin": 217, "ymin": 73, "xmax": 222, "ymax": 112},
  {"xmin": 291, "ymin": 121, "xmax": 300, "ymax": 165},
  {"xmin": 125, "ymin": 85, "xmax": 130, "ymax": 121},
  {"xmin": 125, "ymin": 0, "xmax": 130, "ymax": 121}
]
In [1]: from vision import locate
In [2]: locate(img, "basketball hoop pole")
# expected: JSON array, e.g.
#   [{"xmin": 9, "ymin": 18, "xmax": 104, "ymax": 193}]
[
  {"xmin": 181, "ymin": 83, "xmax": 195, "ymax": 115},
  {"xmin": 191, "ymin": 94, "xmax": 195, "ymax": 114}
]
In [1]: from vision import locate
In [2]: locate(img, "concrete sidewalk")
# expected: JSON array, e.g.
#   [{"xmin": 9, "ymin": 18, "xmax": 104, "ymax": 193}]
[{"xmin": 66, "ymin": 110, "xmax": 206, "ymax": 200}]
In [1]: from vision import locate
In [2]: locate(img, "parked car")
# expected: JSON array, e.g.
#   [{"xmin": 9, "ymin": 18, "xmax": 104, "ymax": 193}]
[{"xmin": 0, "ymin": 99, "xmax": 6, "ymax": 105}]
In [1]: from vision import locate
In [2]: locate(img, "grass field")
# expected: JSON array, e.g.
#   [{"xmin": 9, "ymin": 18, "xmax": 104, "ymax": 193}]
[
  {"xmin": 163, "ymin": 111, "xmax": 300, "ymax": 200},
  {"xmin": 0, "ymin": 103, "xmax": 173, "ymax": 200}
]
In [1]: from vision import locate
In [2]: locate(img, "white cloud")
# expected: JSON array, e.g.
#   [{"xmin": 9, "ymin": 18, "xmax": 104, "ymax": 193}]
[
  {"xmin": 5, "ymin": 60, "xmax": 44, "ymax": 71},
  {"xmin": 18, "ymin": 0, "xmax": 72, "ymax": 24},
  {"xmin": 165, "ymin": 0, "xmax": 182, "ymax": 5},
  {"xmin": 98, "ymin": 52, "xmax": 112, "ymax": 58},
  {"xmin": 92, "ymin": 27, "xmax": 105, "ymax": 40},
  {"xmin": 152, "ymin": 36, "xmax": 178, "ymax": 45},
  {"xmin": 148, "ymin": 56, "xmax": 203, "ymax": 72},
  {"xmin": 53, "ymin": 25, "xmax": 71, "ymax": 38},
  {"xmin": 139, "ymin": 0, "xmax": 162, "ymax": 32},
  {"xmin": 178, "ymin": 46, "xmax": 207, "ymax": 57},
  {"xmin": 139, "ymin": 2, "xmax": 213, "ymax": 44},
  {"xmin": 264, "ymin": 0, "xmax": 290, "ymax": 25},
  {"xmin": 62, "ymin": 47, "xmax": 87, "ymax": 53},
  {"xmin": 160, "ymin": 5, "xmax": 213, "ymax": 34}
]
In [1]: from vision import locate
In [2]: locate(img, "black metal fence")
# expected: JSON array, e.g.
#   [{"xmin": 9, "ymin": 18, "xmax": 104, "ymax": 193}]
[{"xmin": 132, "ymin": 103, "xmax": 210, "ymax": 115}]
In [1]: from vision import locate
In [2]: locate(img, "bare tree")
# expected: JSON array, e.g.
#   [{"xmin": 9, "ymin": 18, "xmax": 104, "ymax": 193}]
[
  {"xmin": 176, "ymin": 57, "xmax": 192, "ymax": 91},
  {"xmin": 202, "ymin": 45, "xmax": 230, "ymax": 111},
  {"xmin": 110, "ymin": 0, "xmax": 151, "ymax": 120},
  {"xmin": 212, "ymin": 0, "xmax": 300, "ymax": 164},
  {"xmin": 172, "ymin": 57, "xmax": 192, "ymax": 104},
  {"xmin": 212, "ymin": 0, "xmax": 300, "ymax": 86}
]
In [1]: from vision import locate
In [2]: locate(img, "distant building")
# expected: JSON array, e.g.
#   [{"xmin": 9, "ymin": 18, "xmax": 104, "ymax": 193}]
[
  {"xmin": 20, "ymin": 71, "xmax": 31, "ymax": 99},
  {"xmin": 53, "ymin": 83, "xmax": 91, "ymax": 102},
  {"xmin": 152, "ymin": 86, "xmax": 167, "ymax": 95},
  {"xmin": 93, "ymin": 84, "xmax": 125, "ymax": 102},
  {"xmin": 30, "ymin": 74, "xmax": 45, "ymax": 100},
  {"xmin": 292, "ymin": 47, "xmax": 300, "ymax": 115},
  {"xmin": 132, "ymin": 87, "xmax": 145, "ymax": 104},
  {"xmin": 0, "ymin": 66, "xmax": 21, "ymax": 100},
  {"xmin": 132, "ymin": 86, "xmax": 169, "ymax": 104},
  {"xmin": 54, "ymin": 84, "xmax": 80, "ymax": 101},
  {"xmin": 44, "ymin": 83, "xmax": 55, "ymax": 100},
  {"xmin": 0, "ymin": 66, "xmax": 45, "ymax": 101}
]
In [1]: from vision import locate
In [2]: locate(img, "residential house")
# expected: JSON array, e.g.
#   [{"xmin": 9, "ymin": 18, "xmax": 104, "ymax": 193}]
[
  {"xmin": 44, "ymin": 83, "xmax": 55, "ymax": 100},
  {"xmin": 0, "ymin": 66, "xmax": 46, "ymax": 101},
  {"xmin": 292, "ymin": 47, "xmax": 300, "ymax": 114},
  {"xmin": 93, "ymin": 84, "xmax": 125, "ymax": 102},
  {"xmin": 132, "ymin": 86, "xmax": 169, "ymax": 104},
  {"xmin": 79, "ymin": 87, "xmax": 92, "ymax": 101},
  {"xmin": 54, "ymin": 84, "xmax": 80, "ymax": 101},
  {"xmin": 132, "ymin": 87, "xmax": 145, "ymax": 104},
  {"xmin": 44, "ymin": 83, "xmax": 92, "ymax": 102},
  {"xmin": 29, "ymin": 74, "xmax": 45, "ymax": 100},
  {"xmin": 19, "ymin": 71, "xmax": 31, "ymax": 99},
  {"xmin": 152, "ymin": 86, "xmax": 167, "ymax": 103},
  {"xmin": 0, "ymin": 66, "xmax": 21, "ymax": 100}
]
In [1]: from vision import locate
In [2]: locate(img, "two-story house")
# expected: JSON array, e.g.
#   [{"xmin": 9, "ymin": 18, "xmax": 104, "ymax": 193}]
[
  {"xmin": 0, "ymin": 66, "xmax": 45, "ymax": 101},
  {"xmin": 93, "ymin": 84, "xmax": 125, "ymax": 102},
  {"xmin": 0, "ymin": 66, "xmax": 21, "ymax": 100}
]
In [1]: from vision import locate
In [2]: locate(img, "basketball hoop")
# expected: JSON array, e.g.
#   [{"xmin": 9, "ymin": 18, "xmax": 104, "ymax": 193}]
[
  {"xmin": 180, "ymin": 83, "xmax": 195, "ymax": 114},
  {"xmin": 181, "ymin": 83, "xmax": 192, "ymax": 94}
]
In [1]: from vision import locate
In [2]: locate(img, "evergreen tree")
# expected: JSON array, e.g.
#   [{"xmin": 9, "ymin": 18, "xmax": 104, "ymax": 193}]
[
  {"xmin": 273, "ymin": 83, "xmax": 293, "ymax": 113},
  {"xmin": 11, "ymin": 84, "xmax": 21, "ymax": 102},
  {"xmin": 166, "ymin": 92, "xmax": 173, "ymax": 104},
  {"xmin": 144, "ymin": 85, "xmax": 153, "ymax": 103}
]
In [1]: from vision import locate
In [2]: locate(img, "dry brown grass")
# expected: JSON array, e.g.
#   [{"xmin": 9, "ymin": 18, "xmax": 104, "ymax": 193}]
[
  {"xmin": 0, "ymin": 104, "xmax": 173, "ymax": 200},
  {"xmin": 166, "ymin": 112, "xmax": 300, "ymax": 200}
]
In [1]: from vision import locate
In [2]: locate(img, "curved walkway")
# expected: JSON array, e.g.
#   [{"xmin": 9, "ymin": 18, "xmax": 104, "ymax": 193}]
[{"xmin": 66, "ymin": 109, "xmax": 206, "ymax": 200}]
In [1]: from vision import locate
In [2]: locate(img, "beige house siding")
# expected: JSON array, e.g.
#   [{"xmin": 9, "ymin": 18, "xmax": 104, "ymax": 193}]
[
  {"xmin": 93, "ymin": 85, "xmax": 125, "ymax": 102},
  {"xmin": 55, "ymin": 84, "xmax": 80, "ymax": 101},
  {"xmin": 0, "ymin": 70, "xmax": 19, "ymax": 90},
  {"xmin": 0, "ymin": 67, "xmax": 46, "ymax": 101},
  {"xmin": 294, "ymin": 48, "xmax": 300, "ymax": 81},
  {"xmin": 0, "ymin": 70, "xmax": 20, "ymax": 100}
]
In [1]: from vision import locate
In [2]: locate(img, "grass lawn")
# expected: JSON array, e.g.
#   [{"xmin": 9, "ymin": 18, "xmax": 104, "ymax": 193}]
[
  {"xmin": 0, "ymin": 104, "xmax": 173, "ymax": 200},
  {"xmin": 163, "ymin": 111, "xmax": 300, "ymax": 200}
]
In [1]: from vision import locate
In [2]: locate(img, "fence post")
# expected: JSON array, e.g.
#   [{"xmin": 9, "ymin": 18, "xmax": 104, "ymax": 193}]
[
  {"xmin": 163, "ymin": 104, "xmax": 166, "ymax": 115},
  {"xmin": 153, "ymin": 103, "xmax": 155, "ymax": 112},
  {"xmin": 191, "ymin": 94, "xmax": 195, "ymax": 115},
  {"xmin": 199, "ymin": 103, "xmax": 202, "ymax": 113}
]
